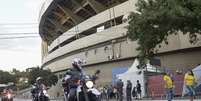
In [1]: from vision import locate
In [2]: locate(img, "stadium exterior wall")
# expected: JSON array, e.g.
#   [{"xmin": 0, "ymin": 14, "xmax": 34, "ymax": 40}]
[{"xmin": 39, "ymin": 0, "xmax": 201, "ymax": 98}]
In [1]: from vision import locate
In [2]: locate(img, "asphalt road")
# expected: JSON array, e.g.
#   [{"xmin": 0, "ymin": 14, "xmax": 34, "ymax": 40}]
[
  {"xmin": 14, "ymin": 98, "xmax": 30, "ymax": 101},
  {"xmin": 13, "ymin": 98, "xmax": 201, "ymax": 101},
  {"xmin": 12, "ymin": 98, "xmax": 60, "ymax": 101},
  {"xmin": 14, "ymin": 98, "xmax": 201, "ymax": 101}
]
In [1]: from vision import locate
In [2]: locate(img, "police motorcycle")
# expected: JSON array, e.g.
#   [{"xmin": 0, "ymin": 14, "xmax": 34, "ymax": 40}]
[
  {"xmin": 62, "ymin": 69, "xmax": 101, "ymax": 101},
  {"xmin": 31, "ymin": 77, "xmax": 50, "ymax": 101},
  {"xmin": 76, "ymin": 72, "xmax": 101, "ymax": 101},
  {"xmin": 31, "ymin": 85, "xmax": 50, "ymax": 101}
]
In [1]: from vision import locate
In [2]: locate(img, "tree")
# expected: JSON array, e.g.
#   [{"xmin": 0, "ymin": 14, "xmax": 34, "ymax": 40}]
[
  {"xmin": 0, "ymin": 70, "xmax": 16, "ymax": 84},
  {"xmin": 11, "ymin": 68, "xmax": 28, "ymax": 81},
  {"xmin": 28, "ymin": 67, "xmax": 58, "ymax": 87},
  {"xmin": 127, "ymin": 0, "xmax": 201, "ymax": 64},
  {"xmin": 11, "ymin": 68, "xmax": 30, "ymax": 90}
]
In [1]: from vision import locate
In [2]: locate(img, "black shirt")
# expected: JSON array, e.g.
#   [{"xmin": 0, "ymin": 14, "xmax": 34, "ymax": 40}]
[{"xmin": 136, "ymin": 83, "xmax": 141, "ymax": 92}]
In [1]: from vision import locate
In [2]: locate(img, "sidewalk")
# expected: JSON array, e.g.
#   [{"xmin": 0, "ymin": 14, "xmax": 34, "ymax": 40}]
[
  {"xmin": 100, "ymin": 98, "xmax": 201, "ymax": 101},
  {"xmin": 102, "ymin": 99, "xmax": 201, "ymax": 101}
]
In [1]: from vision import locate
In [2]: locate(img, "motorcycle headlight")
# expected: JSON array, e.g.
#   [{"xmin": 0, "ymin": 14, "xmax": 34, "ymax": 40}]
[
  {"xmin": 86, "ymin": 81, "xmax": 94, "ymax": 89},
  {"xmin": 7, "ymin": 94, "xmax": 11, "ymax": 99},
  {"xmin": 43, "ymin": 90, "xmax": 47, "ymax": 94}
]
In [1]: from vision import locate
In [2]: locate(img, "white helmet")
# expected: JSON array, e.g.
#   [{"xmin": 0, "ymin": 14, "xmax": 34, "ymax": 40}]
[
  {"xmin": 72, "ymin": 58, "xmax": 83, "ymax": 70},
  {"xmin": 72, "ymin": 58, "xmax": 83, "ymax": 66},
  {"xmin": 36, "ymin": 77, "xmax": 43, "ymax": 81}
]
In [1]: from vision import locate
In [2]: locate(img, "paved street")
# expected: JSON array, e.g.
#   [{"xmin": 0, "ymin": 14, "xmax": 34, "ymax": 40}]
[
  {"xmin": 6, "ymin": 98, "xmax": 60, "ymax": 101},
  {"xmin": 12, "ymin": 98, "xmax": 201, "ymax": 101},
  {"xmin": 14, "ymin": 98, "xmax": 30, "ymax": 101},
  {"xmin": 100, "ymin": 98, "xmax": 201, "ymax": 101},
  {"xmin": 102, "ymin": 99, "xmax": 201, "ymax": 101}
]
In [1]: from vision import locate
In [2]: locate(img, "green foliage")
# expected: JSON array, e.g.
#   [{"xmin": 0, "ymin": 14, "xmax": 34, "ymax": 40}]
[
  {"xmin": 11, "ymin": 68, "xmax": 28, "ymax": 82},
  {"xmin": 127, "ymin": 0, "xmax": 201, "ymax": 64},
  {"xmin": 0, "ymin": 70, "xmax": 16, "ymax": 84},
  {"xmin": 28, "ymin": 67, "xmax": 58, "ymax": 87},
  {"xmin": 0, "ymin": 67, "xmax": 58, "ymax": 90},
  {"xmin": 16, "ymin": 82, "xmax": 30, "ymax": 90}
]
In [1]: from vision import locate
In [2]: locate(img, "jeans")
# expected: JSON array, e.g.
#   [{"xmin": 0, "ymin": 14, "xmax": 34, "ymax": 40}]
[
  {"xmin": 186, "ymin": 85, "xmax": 195, "ymax": 97},
  {"xmin": 126, "ymin": 92, "xmax": 132, "ymax": 101},
  {"xmin": 117, "ymin": 90, "xmax": 123, "ymax": 101},
  {"xmin": 166, "ymin": 88, "xmax": 173, "ymax": 101}
]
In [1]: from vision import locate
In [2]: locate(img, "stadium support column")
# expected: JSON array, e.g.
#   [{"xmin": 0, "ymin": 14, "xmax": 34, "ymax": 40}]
[
  {"xmin": 47, "ymin": 18, "xmax": 65, "ymax": 35},
  {"xmin": 71, "ymin": 0, "xmax": 94, "ymax": 17},
  {"xmin": 86, "ymin": 0, "xmax": 105, "ymax": 13},
  {"xmin": 57, "ymin": 4, "xmax": 84, "ymax": 24},
  {"xmin": 41, "ymin": 40, "xmax": 48, "ymax": 61}
]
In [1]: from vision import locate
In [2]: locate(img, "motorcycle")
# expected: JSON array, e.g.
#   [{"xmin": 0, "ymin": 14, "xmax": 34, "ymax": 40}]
[
  {"xmin": 63, "ymin": 70, "xmax": 101, "ymax": 101},
  {"xmin": 76, "ymin": 75, "xmax": 101, "ymax": 101},
  {"xmin": 62, "ymin": 74, "xmax": 71, "ymax": 101},
  {"xmin": 32, "ymin": 86, "xmax": 50, "ymax": 101},
  {"xmin": 1, "ymin": 92, "xmax": 13, "ymax": 101}
]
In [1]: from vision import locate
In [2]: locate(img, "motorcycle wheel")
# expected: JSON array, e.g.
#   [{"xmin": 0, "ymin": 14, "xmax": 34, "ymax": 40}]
[
  {"xmin": 9, "ymin": 98, "xmax": 14, "ymax": 101},
  {"xmin": 38, "ymin": 96, "xmax": 49, "ymax": 101},
  {"xmin": 63, "ymin": 94, "xmax": 68, "ymax": 101},
  {"xmin": 88, "ymin": 92, "xmax": 100, "ymax": 101},
  {"xmin": 78, "ymin": 91, "xmax": 85, "ymax": 101}
]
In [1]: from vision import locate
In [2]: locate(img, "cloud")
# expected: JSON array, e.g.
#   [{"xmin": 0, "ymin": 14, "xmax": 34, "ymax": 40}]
[
  {"xmin": 0, "ymin": 50, "xmax": 41, "ymax": 71},
  {"xmin": 24, "ymin": 0, "xmax": 46, "ymax": 22},
  {"xmin": 0, "ymin": 0, "xmax": 44, "ymax": 71},
  {"xmin": 0, "ymin": 37, "xmax": 41, "ymax": 51}
]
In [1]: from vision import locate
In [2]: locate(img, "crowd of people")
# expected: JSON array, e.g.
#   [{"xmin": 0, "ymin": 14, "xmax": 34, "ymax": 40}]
[
  {"xmin": 28, "ymin": 58, "xmax": 199, "ymax": 101},
  {"xmin": 163, "ymin": 69, "xmax": 198, "ymax": 101},
  {"xmin": 99, "ymin": 79, "xmax": 142, "ymax": 101},
  {"xmin": 98, "ymin": 67, "xmax": 199, "ymax": 101}
]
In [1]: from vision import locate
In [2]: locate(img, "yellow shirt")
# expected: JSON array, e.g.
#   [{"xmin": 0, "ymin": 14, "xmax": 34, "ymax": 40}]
[
  {"xmin": 163, "ymin": 75, "xmax": 173, "ymax": 88},
  {"xmin": 184, "ymin": 74, "xmax": 195, "ymax": 86}
]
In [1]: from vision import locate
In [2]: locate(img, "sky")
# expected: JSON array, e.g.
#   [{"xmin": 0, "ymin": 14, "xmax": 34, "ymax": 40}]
[{"xmin": 0, "ymin": 0, "xmax": 45, "ymax": 71}]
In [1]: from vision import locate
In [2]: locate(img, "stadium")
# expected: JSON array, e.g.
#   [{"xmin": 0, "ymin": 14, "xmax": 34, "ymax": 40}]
[{"xmin": 39, "ymin": 0, "xmax": 201, "ymax": 97}]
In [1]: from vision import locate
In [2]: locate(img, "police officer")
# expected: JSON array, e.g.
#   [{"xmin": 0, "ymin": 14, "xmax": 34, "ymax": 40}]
[
  {"xmin": 31, "ymin": 77, "xmax": 46, "ymax": 101},
  {"xmin": 65, "ymin": 58, "xmax": 84, "ymax": 101}
]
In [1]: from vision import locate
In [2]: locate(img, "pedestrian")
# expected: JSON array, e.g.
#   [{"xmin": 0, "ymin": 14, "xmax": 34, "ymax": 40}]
[
  {"xmin": 116, "ymin": 79, "xmax": 124, "ymax": 101},
  {"xmin": 107, "ymin": 85, "xmax": 113, "ymax": 99},
  {"xmin": 132, "ymin": 86, "xmax": 137, "ymax": 99},
  {"xmin": 113, "ymin": 86, "xmax": 118, "ymax": 99},
  {"xmin": 102, "ymin": 86, "xmax": 108, "ymax": 101},
  {"xmin": 126, "ymin": 80, "xmax": 132, "ymax": 101},
  {"xmin": 136, "ymin": 80, "xmax": 142, "ymax": 100},
  {"xmin": 163, "ymin": 72, "xmax": 174, "ymax": 101},
  {"xmin": 184, "ymin": 70, "xmax": 197, "ymax": 101}
]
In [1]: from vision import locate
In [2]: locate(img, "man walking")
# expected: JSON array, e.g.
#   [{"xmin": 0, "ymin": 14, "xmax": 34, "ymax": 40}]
[
  {"xmin": 116, "ymin": 79, "xmax": 124, "ymax": 101},
  {"xmin": 126, "ymin": 80, "xmax": 132, "ymax": 101},
  {"xmin": 136, "ymin": 80, "xmax": 142, "ymax": 100}
]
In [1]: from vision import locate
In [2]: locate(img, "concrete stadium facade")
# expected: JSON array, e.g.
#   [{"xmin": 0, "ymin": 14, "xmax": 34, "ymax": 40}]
[{"xmin": 39, "ymin": 0, "xmax": 201, "ymax": 98}]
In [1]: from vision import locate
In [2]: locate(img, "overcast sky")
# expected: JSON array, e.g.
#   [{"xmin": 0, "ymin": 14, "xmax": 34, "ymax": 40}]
[{"xmin": 0, "ymin": 0, "xmax": 45, "ymax": 71}]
